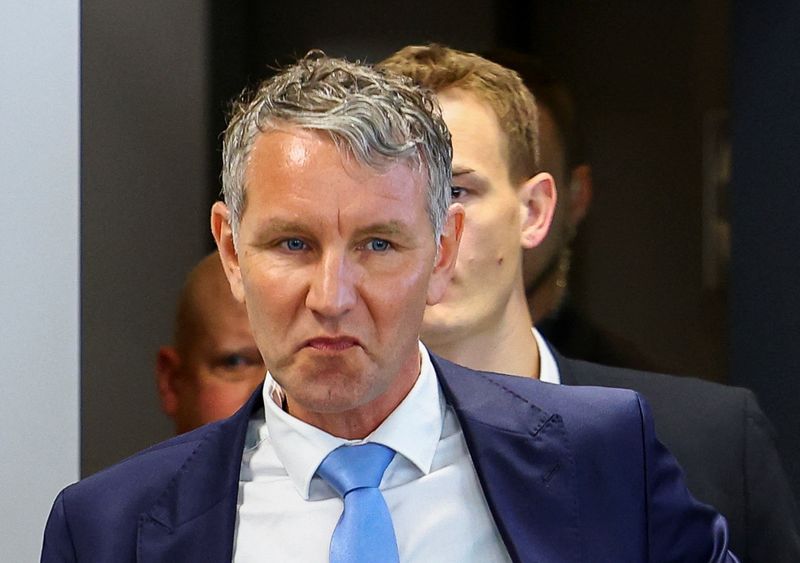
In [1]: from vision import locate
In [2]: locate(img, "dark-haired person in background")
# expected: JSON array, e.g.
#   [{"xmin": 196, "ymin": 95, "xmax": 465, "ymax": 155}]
[{"xmin": 486, "ymin": 49, "xmax": 653, "ymax": 370}]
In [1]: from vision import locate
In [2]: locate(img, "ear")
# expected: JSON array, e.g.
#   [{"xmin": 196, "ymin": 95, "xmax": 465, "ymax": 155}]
[
  {"xmin": 427, "ymin": 204, "xmax": 465, "ymax": 305},
  {"xmin": 519, "ymin": 172, "xmax": 557, "ymax": 249},
  {"xmin": 211, "ymin": 201, "xmax": 245, "ymax": 302},
  {"xmin": 155, "ymin": 346, "xmax": 181, "ymax": 417},
  {"xmin": 566, "ymin": 163, "xmax": 593, "ymax": 229}
]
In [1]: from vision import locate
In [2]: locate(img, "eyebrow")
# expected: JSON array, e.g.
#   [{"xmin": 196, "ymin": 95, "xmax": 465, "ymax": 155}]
[
  {"xmin": 254, "ymin": 219, "xmax": 313, "ymax": 237},
  {"xmin": 451, "ymin": 166, "xmax": 489, "ymax": 191},
  {"xmin": 352, "ymin": 220, "xmax": 410, "ymax": 240},
  {"xmin": 452, "ymin": 165, "xmax": 476, "ymax": 177},
  {"xmin": 254, "ymin": 219, "xmax": 413, "ymax": 241}
]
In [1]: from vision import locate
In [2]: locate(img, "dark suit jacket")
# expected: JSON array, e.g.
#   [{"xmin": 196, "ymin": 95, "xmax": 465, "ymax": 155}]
[
  {"xmin": 558, "ymin": 353, "xmax": 800, "ymax": 563},
  {"xmin": 42, "ymin": 356, "xmax": 735, "ymax": 562},
  {"xmin": 538, "ymin": 299, "xmax": 656, "ymax": 371}
]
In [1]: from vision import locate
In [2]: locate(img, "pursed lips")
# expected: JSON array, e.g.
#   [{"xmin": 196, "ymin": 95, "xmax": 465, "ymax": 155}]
[{"xmin": 303, "ymin": 336, "xmax": 361, "ymax": 352}]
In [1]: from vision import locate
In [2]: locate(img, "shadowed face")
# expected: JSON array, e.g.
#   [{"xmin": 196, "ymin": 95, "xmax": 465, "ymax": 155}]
[
  {"xmin": 214, "ymin": 128, "xmax": 460, "ymax": 436},
  {"xmin": 157, "ymin": 257, "xmax": 265, "ymax": 434}
]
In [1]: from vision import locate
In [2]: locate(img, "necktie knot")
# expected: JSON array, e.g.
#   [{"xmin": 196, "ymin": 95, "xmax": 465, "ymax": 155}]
[
  {"xmin": 316, "ymin": 443, "xmax": 399, "ymax": 563},
  {"xmin": 317, "ymin": 443, "xmax": 395, "ymax": 497}
]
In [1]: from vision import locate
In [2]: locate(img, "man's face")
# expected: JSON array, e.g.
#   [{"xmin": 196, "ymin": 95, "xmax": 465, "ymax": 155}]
[
  {"xmin": 422, "ymin": 88, "xmax": 529, "ymax": 344},
  {"xmin": 158, "ymin": 274, "xmax": 265, "ymax": 434},
  {"xmin": 215, "ymin": 129, "xmax": 458, "ymax": 433}
]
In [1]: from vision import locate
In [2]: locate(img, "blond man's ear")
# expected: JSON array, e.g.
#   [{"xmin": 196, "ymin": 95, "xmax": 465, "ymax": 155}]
[{"xmin": 519, "ymin": 172, "xmax": 557, "ymax": 249}]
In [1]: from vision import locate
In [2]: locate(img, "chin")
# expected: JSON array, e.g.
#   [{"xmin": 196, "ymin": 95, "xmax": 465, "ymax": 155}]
[
  {"xmin": 289, "ymin": 376, "xmax": 380, "ymax": 416},
  {"xmin": 424, "ymin": 296, "xmax": 456, "ymax": 320},
  {"xmin": 294, "ymin": 393, "xmax": 359, "ymax": 415},
  {"xmin": 421, "ymin": 309, "xmax": 450, "ymax": 337},
  {"xmin": 421, "ymin": 316, "xmax": 466, "ymax": 349}
]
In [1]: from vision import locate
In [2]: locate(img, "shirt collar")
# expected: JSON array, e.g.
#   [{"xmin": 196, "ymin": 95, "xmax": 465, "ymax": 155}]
[
  {"xmin": 257, "ymin": 341, "xmax": 444, "ymax": 499},
  {"xmin": 533, "ymin": 327, "xmax": 561, "ymax": 384}
]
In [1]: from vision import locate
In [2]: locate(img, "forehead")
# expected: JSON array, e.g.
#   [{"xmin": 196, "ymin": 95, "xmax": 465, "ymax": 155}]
[
  {"xmin": 243, "ymin": 128, "xmax": 431, "ymax": 229},
  {"xmin": 437, "ymin": 88, "xmax": 512, "ymax": 179}
]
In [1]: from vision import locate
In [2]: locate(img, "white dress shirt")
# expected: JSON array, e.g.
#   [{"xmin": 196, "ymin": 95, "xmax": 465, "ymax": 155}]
[
  {"xmin": 534, "ymin": 327, "xmax": 561, "ymax": 385},
  {"xmin": 233, "ymin": 343, "xmax": 512, "ymax": 562}
]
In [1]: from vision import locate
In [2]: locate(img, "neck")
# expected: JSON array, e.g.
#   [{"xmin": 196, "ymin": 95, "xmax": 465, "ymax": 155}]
[
  {"xmin": 527, "ymin": 246, "xmax": 571, "ymax": 324},
  {"xmin": 427, "ymin": 287, "xmax": 540, "ymax": 378},
  {"xmin": 528, "ymin": 265, "xmax": 567, "ymax": 325}
]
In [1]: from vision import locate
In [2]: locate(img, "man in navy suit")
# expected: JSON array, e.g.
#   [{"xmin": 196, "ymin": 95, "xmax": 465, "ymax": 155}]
[
  {"xmin": 42, "ymin": 53, "xmax": 736, "ymax": 561},
  {"xmin": 380, "ymin": 44, "xmax": 799, "ymax": 562}
]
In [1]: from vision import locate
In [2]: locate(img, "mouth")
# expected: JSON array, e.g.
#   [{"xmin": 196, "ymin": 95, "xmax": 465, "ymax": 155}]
[{"xmin": 303, "ymin": 336, "xmax": 362, "ymax": 352}]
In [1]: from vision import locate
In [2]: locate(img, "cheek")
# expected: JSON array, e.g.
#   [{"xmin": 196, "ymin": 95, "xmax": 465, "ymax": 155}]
[
  {"xmin": 460, "ymin": 215, "xmax": 513, "ymax": 269},
  {"xmin": 493, "ymin": 203, "xmax": 524, "ymax": 262},
  {"xmin": 363, "ymin": 262, "xmax": 431, "ymax": 322},
  {"xmin": 242, "ymin": 270, "xmax": 302, "ymax": 328},
  {"xmin": 455, "ymin": 215, "xmax": 488, "ymax": 268}
]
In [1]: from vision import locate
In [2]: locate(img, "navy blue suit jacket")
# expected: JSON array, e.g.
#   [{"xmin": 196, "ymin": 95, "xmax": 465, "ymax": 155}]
[{"xmin": 42, "ymin": 355, "xmax": 736, "ymax": 562}]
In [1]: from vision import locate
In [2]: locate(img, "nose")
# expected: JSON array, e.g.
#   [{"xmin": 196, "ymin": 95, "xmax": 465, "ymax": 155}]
[{"xmin": 306, "ymin": 249, "xmax": 358, "ymax": 319}]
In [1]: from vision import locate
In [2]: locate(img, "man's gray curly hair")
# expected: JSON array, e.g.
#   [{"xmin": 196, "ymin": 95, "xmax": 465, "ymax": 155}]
[{"xmin": 221, "ymin": 51, "xmax": 453, "ymax": 243}]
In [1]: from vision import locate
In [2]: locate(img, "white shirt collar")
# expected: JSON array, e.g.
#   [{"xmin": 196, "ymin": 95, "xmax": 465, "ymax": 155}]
[
  {"xmin": 255, "ymin": 341, "xmax": 444, "ymax": 499},
  {"xmin": 533, "ymin": 327, "xmax": 561, "ymax": 384}
]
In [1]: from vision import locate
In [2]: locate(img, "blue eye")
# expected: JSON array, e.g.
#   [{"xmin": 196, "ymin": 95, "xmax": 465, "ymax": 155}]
[
  {"xmin": 283, "ymin": 238, "xmax": 306, "ymax": 251},
  {"xmin": 366, "ymin": 239, "xmax": 391, "ymax": 252}
]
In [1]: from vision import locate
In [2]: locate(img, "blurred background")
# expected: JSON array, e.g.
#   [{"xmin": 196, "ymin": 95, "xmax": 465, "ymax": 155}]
[{"xmin": 4, "ymin": 1, "xmax": 800, "ymax": 559}]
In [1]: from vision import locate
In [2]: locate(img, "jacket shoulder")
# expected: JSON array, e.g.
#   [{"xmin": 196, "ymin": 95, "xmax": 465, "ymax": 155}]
[
  {"xmin": 561, "ymin": 357, "xmax": 760, "ymax": 433},
  {"xmin": 432, "ymin": 353, "xmax": 646, "ymax": 436},
  {"xmin": 565, "ymin": 357, "xmax": 751, "ymax": 403},
  {"xmin": 59, "ymin": 422, "xmax": 221, "ymax": 523},
  {"xmin": 42, "ymin": 422, "xmax": 228, "ymax": 562}
]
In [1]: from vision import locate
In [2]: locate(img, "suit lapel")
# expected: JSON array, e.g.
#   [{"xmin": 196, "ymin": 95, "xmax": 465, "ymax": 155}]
[
  {"xmin": 433, "ymin": 355, "xmax": 581, "ymax": 563},
  {"xmin": 136, "ymin": 385, "xmax": 265, "ymax": 563}
]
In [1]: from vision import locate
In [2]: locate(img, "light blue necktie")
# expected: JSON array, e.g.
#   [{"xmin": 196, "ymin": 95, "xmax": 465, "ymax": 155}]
[{"xmin": 316, "ymin": 443, "xmax": 399, "ymax": 563}]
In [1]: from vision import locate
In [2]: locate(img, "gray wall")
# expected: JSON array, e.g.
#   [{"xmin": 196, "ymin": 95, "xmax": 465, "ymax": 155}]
[
  {"xmin": 81, "ymin": 1, "xmax": 211, "ymax": 476},
  {"xmin": 0, "ymin": 2, "xmax": 80, "ymax": 559}
]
